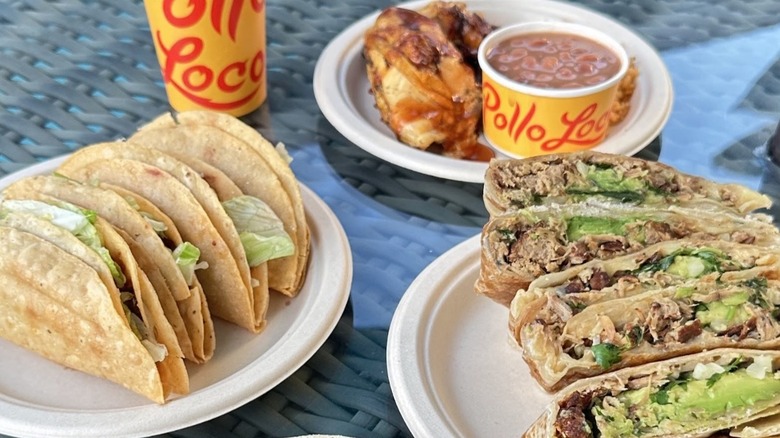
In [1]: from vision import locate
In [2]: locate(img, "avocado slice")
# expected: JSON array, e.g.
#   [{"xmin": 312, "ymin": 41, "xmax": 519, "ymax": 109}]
[
  {"xmin": 594, "ymin": 368, "xmax": 780, "ymax": 438},
  {"xmin": 566, "ymin": 216, "xmax": 629, "ymax": 241},
  {"xmin": 695, "ymin": 292, "xmax": 752, "ymax": 330}
]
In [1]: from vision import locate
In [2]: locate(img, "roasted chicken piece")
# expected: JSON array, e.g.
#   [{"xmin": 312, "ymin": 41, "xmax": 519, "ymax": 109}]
[
  {"xmin": 363, "ymin": 6, "xmax": 483, "ymax": 158},
  {"xmin": 418, "ymin": 1, "xmax": 494, "ymax": 70}
]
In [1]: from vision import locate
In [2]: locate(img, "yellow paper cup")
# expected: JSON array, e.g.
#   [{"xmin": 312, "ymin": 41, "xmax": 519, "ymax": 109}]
[
  {"xmin": 144, "ymin": 0, "xmax": 267, "ymax": 117},
  {"xmin": 478, "ymin": 22, "xmax": 629, "ymax": 158}
]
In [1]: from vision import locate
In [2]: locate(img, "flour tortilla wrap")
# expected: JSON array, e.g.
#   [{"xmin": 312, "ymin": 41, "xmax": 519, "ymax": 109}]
[
  {"xmin": 476, "ymin": 202, "xmax": 780, "ymax": 306},
  {"xmin": 510, "ymin": 239, "xmax": 780, "ymax": 341},
  {"xmin": 484, "ymin": 152, "xmax": 771, "ymax": 216},
  {"xmin": 134, "ymin": 110, "xmax": 310, "ymax": 296},
  {"xmin": 57, "ymin": 152, "xmax": 261, "ymax": 333},
  {"xmin": 1, "ymin": 174, "xmax": 212, "ymax": 362},
  {"xmin": 0, "ymin": 227, "xmax": 171, "ymax": 403},
  {"xmin": 0, "ymin": 207, "xmax": 187, "ymax": 401},
  {"xmin": 516, "ymin": 249, "xmax": 780, "ymax": 391},
  {"xmin": 524, "ymin": 349, "xmax": 780, "ymax": 438}
]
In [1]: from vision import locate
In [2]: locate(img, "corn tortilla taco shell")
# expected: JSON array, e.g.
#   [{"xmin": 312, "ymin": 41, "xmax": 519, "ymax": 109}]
[
  {"xmin": 0, "ymin": 209, "xmax": 188, "ymax": 395},
  {"xmin": 0, "ymin": 225, "xmax": 168, "ymax": 403},
  {"xmin": 135, "ymin": 110, "xmax": 310, "ymax": 296},
  {"xmin": 129, "ymin": 124, "xmax": 300, "ymax": 296},
  {"xmin": 106, "ymin": 183, "xmax": 215, "ymax": 362},
  {"xmin": 57, "ymin": 153, "xmax": 261, "ymax": 333},
  {"xmin": 1, "ymin": 175, "xmax": 207, "ymax": 362}
]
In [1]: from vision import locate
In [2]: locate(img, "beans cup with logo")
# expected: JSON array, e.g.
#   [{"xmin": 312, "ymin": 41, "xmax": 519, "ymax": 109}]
[
  {"xmin": 143, "ymin": 0, "xmax": 267, "ymax": 116},
  {"xmin": 478, "ymin": 22, "xmax": 629, "ymax": 158}
]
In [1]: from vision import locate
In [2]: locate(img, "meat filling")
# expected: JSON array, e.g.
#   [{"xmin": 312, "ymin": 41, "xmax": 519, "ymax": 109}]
[{"xmin": 491, "ymin": 156, "xmax": 714, "ymax": 210}]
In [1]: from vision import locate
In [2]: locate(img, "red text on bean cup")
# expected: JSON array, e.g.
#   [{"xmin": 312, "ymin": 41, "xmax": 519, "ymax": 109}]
[{"xmin": 483, "ymin": 81, "xmax": 611, "ymax": 151}]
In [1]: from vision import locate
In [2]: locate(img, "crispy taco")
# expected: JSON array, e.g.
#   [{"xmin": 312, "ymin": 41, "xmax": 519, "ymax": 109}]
[
  {"xmin": 133, "ymin": 110, "xmax": 310, "ymax": 296},
  {"xmin": 476, "ymin": 202, "xmax": 780, "ymax": 306},
  {"xmin": 2, "ymin": 174, "xmax": 215, "ymax": 362},
  {"xmin": 107, "ymin": 183, "xmax": 215, "ymax": 362},
  {"xmin": 484, "ymin": 152, "xmax": 772, "ymax": 216},
  {"xmin": 0, "ymin": 200, "xmax": 186, "ymax": 403},
  {"xmin": 129, "ymin": 126, "xmax": 305, "ymax": 295},
  {"xmin": 524, "ymin": 349, "xmax": 780, "ymax": 438},
  {"xmin": 56, "ymin": 147, "xmax": 265, "ymax": 332},
  {"xmin": 511, "ymin": 241, "xmax": 780, "ymax": 391}
]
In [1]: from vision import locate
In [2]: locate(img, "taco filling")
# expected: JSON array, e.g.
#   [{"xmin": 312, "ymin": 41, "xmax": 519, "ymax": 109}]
[{"xmin": 554, "ymin": 356, "xmax": 780, "ymax": 438}]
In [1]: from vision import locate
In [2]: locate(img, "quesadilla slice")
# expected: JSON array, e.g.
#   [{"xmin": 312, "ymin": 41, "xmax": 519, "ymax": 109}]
[
  {"xmin": 514, "ymin": 241, "xmax": 780, "ymax": 391},
  {"xmin": 134, "ymin": 110, "xmax": 310, "ymax": 296},
  {"xmin": 0, "ymin": 201, "xmax": 187, "ymax": 401},
  {"xmin": 56, "ymin": 152, "xmax": 260, "ymax": 333},
  {"xmin": 524, "ymin": 349, "xmax": 780, "ymax": 438},
  {"xmin": 477, "ymin": 202, "xmax": 780, "ymax": 306},
  {"xmin": 2, "ymin": 174, "xmax": 214, "ymax": 362},
  {"xmin": 484, "ymin": 152, "xmax": 771, "ymax": 216}
]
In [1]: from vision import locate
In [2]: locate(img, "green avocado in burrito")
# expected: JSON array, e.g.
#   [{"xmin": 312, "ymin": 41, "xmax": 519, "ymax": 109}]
[
  {"xmin": 524, "ymin": 350, "xmax": 780, "ymax": 438},
  {"xmin": 483, "ymin": 152, "xmax": 771, "ymax": 216}
]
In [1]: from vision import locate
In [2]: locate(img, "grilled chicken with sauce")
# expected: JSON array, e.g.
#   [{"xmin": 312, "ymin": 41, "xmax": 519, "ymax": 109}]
[{"xmin": 363, "ymin": 5, "xmax": 488, "ymax": 158}]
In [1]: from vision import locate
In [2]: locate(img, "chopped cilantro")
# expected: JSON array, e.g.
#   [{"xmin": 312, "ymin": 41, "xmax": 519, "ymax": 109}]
[
  {"xmin": 591, "ymin": 343, "xmax": 621, "ymax": 369},
  {"xmin": 706, "ymin": 357, "xmax": 743, "ymax": 388}
]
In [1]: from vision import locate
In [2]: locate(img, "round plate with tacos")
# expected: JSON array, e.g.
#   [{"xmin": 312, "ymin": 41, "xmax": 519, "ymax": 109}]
[{"xmin": 0, "ymin": 112, "xmax": 352, "ymax": 438}]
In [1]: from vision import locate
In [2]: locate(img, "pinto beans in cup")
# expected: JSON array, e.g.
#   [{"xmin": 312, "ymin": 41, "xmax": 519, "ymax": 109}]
[{"xmin": 478, "ymin": 22, "xmax": 629, "ymax": 158}]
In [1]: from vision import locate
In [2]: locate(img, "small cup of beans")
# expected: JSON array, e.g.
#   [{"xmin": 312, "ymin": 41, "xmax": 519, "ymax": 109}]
[{"xmin": 478, "ymin": 21, "xmax": 629, "ymax": 158}]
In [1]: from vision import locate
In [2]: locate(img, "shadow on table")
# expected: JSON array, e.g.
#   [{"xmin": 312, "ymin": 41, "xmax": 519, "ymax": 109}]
[
  {"xmin": 319, "ymin": 116, "xmax": 665, "ymax": 229},
  {"xmin": 318, "ymin": 118, "xmax": 489, "ymax": 228}
]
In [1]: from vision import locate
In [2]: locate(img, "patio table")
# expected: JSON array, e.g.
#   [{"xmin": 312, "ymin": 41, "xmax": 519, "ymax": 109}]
[{"xmin": 1, "ymin": 0, "xmax": 780, "ymax": 437}]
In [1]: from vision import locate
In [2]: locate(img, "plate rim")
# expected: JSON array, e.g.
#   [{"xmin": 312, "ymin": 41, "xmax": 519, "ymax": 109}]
[
  {"xmin": 313, "ymin": 0, "xmax": 674, "ymax": 183},
  {"xmin": 0, "ymin": 155, "xmax": 353, "ymax": 438},
  {"xmin": 387, "ymin": 234, "xmax": 482, "ymax": 437}
]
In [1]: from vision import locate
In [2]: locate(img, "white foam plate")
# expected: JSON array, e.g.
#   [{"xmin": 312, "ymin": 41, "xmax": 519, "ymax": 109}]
[
  {"xmin": 0, "ymin": 156, "xmax": 353, "ymax": 438},
  {"xmin": 314, "ymin": 0, "xmax": 673, "ymax": 182},
  {"xmin": 387, "ymin": 235, "xmax": 553, "ymax": 437}
]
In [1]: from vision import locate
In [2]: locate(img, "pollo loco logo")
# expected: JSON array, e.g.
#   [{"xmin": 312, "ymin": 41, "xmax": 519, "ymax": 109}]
[
  {"xmin": 153, "ymin": 0, "xmax": 266, "ymax": 111},
  {"xmin": 483, "ymin": 81, "xmax": 611, "ymax": 152}
]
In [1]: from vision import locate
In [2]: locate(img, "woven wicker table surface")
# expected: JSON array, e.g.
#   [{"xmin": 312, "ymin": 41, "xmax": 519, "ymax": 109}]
[{"xmin": 1, "ymin": 0, "xmax": 780, "ymax": 437}]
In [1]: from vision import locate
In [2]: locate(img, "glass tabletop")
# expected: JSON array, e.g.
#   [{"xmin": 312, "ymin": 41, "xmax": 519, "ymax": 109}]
[{"xmin": 0, "ymin": 0, "xmax": 779, "ymax": 437}]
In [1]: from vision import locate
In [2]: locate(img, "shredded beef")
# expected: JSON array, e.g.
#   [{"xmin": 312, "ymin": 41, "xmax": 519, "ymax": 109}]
[
  {"xmin": 564, "ymin": 278, "xmax": 587, "ymax": 294},
  {"xmin": 672, "ymin": 320, "xmax": 703, "ymax": 343},
  {"xmin": 646, "ymin": 299, "xmax": 682, "ymax": 342},
  {"xmin": 643, "ymin": 221, "xmax": 678, "ymax": 245},
  {"xmin": 722, "ymin": 317, "xmax": 757, "ymax": 340},
  {"xmin": 731, "ymin": 230, "xmax": 756, "ymax": 244},
  {"xmin": 508, "ymin": 226, "xmax": 566, "ymax": 273},
  {"xmin": 555, "ymin": 391, "xmax": 595, "ymax": 438},
  {"xmin": 597, "ymin": 239, "xmax": 628, "ymax": 258},
  {"xmin": 588, "ymin": 269, "xmax": 611, "ymax": 291}
]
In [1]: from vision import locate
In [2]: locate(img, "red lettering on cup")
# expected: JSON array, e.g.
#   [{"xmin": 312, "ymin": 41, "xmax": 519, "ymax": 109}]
[
  {"xmin": 484, "ymin": 81, "xmax": 609, "ymax": 152},
  {"xmin": 541, "ymin": 104, "xmax": 605, "ymax": 151},
  {"xmin": 153, "ymin": 0, "xmax": 265, "ymax": 111}
]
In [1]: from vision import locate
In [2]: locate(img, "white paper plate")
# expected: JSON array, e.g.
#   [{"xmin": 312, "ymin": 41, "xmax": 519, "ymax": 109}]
[
  {"xmin": 0, "ymin": 156, "xmax": 353, "ymax": 438},
  {"xmin": 387, "ymin": 234, "xmax": 553, "ymax": 437},
  {"xmin": 314, "ymin": 0, "xmax": 674, "ymax": 183}
]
